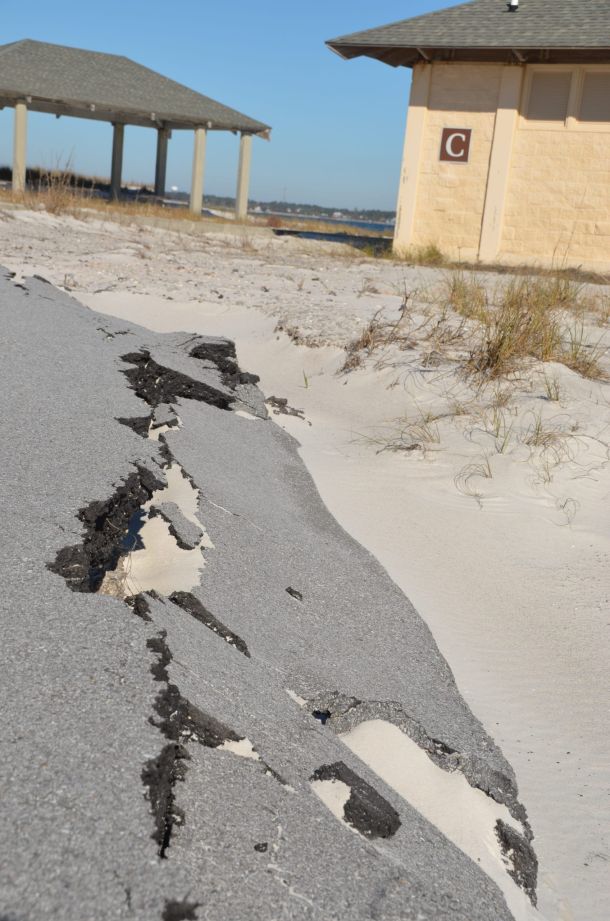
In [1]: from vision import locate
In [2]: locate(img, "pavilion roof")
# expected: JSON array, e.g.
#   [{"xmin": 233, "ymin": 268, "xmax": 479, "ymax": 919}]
[{"xmin": 0, "ymin": 39, "xmax": 270, "ymax": 135}]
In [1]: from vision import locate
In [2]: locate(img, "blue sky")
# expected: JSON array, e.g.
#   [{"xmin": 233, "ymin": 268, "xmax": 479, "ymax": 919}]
[{"xmin": 0, "ymin": 1, "xmax": 458, "ymax": 210}]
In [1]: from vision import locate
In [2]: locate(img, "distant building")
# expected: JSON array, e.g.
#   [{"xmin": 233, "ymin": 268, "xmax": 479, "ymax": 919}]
[{"xmin": 328, "ymin": 0, "xmax": 610, "ymax": 271}]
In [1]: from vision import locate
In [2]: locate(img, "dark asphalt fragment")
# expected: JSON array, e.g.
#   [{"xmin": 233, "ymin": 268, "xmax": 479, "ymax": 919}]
[
  {"xmin": 267, "ymin": 395, "xmax": 306, "ymax": 420},
  {"xmin": 189, "ymin": 338, "xmax": 260, "ymax": 389},
  {"xmin": 142, "ymin": 743, "xmax": 188, "ymax": 859},
  {"xmin": 143, "ymin": 630, "xmax": 241, "ymax": 858},
  {"xmin": 143, "ymin": 633, "xmax": 189, "ymax": 858},
  {"xmin": 431, "ymin": 737, "xmax": 458, "ymax": 756},
  {"xmin": 147, "ymin": 630, "xmax": 240, "ymax": 747},
  {"xmin": 152, "ymin": 684, "xmax": 241, "ymax": 748},
  {"xmin": 496, "ymin": 820, "xmax": 539, "ymax": 905},
  {"xmin": 311, "ymin": 762, "xmax": 401, "ymax": 839},
  {"xmin": 162, "ymin": 900, "xmax": 200, "ymax": 921},
  {"xmin": 169, "ymin": 591, "xmax": 250, "ymax": 657},
  {"xmin": 47, "ymin": 465, "xmax": 163, "ymax": 593},
  {"xmin": 116, "ymin": 414, "xmax": 153, "ymax": 437},
  {"xmin": 96, "ymin": 324, "xmax": 129, "ymax": 339},
  {"xmin": 125, "ymin": 592, "xmax": 154, "ymax": 622},
  {"xmin": 147, "ymin": 632, "xmax": 172, "ymax": 683},
  {"xmin": 121, "ymin": 350, "xmax": 234, "ymax": 410}
]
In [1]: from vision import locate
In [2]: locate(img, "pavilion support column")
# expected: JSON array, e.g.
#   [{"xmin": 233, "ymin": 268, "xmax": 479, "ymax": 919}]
[
  {"xmin": 478, "ymin": 66, "xmax": 524, "ymax": 263},
  {"xmin": 12, "ymin": 101, "xmax": 28, "ymax": 194},
  {"xmin": 154, "ymin": 127, "xmax": 170, "ymax": 198},
  {"xmin": 110, "ymin": 123, "xmax": 124, "ymax": 201},
  {"xmin": 189, "ymin": 127, "xmax": 207, "ymax": 214},
  {"xmin": 393, "ymin": 63, "xmax": 431, "ymax": 255},
  {"xmin": 235, "ymin": 132, "xmax": 252, "ymax": 221}
]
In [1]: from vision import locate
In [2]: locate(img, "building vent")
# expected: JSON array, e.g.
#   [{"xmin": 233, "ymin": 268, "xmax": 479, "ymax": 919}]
[
  {"xmin": 527, "ymin": 72, "xmax": 571, "ymax": 121},
  {"xmin": 579, "ymin": 73, "xmax": 610, "ymax": 122}
]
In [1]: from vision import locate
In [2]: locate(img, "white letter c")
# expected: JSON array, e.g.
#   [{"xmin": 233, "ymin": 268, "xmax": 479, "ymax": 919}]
[{"xmin": 445, "ymin": 132, "xmax": 467, "ymax": 158}]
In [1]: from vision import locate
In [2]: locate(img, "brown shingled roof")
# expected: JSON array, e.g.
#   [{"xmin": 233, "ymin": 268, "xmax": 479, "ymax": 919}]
[
  {"xmin": 327, "ymin": 0, "xmax": 610, "ymax": 67},
  {"xmin": 0, "ymin": 39, "xmax": 270, "ymax": 135}
]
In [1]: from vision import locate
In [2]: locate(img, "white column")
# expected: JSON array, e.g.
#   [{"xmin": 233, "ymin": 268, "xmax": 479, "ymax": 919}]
[
  {"xmin": 393, "ymin": 63, "xmax": 432, "ymax": 254},
  {"xmin": 110, "ymin": 123, "xmax": 124, "ymax": 201},
  {"xmin": 154, "ymin": 127, "xmax": 170, "ymax": 197},
  {"xmin": 478, "ymin": 66, "xmax": 524, "ymax": 262},
  {"xmin": 12, "ymin": 101, "xmax": 28, "ymax": 194},
  {"xmin": 189, "ymin": 127, "xmax": 207, "ymax": 215},
  {"xmin": 235, "ymin": 132, "xmax": 252, "ymax": 221}
]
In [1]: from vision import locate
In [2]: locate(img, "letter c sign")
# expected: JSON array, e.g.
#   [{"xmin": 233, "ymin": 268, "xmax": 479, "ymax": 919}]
[{"xmin": 439, "ymin": 128, "xmax": 472, "ymax": 163}]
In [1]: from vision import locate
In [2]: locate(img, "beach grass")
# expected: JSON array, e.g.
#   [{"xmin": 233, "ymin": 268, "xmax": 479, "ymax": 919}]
[{"xmin": 340, "ymin": 267, "xmax": 607, "ymax": 382}]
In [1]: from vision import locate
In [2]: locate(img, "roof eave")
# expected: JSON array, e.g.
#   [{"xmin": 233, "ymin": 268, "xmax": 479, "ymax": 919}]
[
  {"xmin": 0, "ymin": 90, "xmax": 270, "ymax": 135},
  {"xmin": 327, "ymin": 41, "xmax": 610, "ymax": 68}
]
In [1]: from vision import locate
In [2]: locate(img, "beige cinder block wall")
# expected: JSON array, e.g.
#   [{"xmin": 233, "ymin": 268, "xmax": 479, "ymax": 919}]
[
  {"xmin": 394, "ymin": 62, "xmax": 610, "ymax": 271},
  {"xmin": 394, "ymin": 62, "xmax": 503, "ymax": 262},
  {"xmin": 502, "ymin": 125, "xmax": 610, "ymax": 270}
]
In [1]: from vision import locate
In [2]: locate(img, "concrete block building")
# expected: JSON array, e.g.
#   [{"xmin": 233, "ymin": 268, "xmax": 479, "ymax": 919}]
[{"xmin": 328, "ymin": 0, "xmax": 610, "ymax": 271}]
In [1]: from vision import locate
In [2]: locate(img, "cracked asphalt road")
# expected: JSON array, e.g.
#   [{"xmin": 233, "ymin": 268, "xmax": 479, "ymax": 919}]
[{"xmin": 0, "ymin": 271, "xmax": 532, "ymax": 920}]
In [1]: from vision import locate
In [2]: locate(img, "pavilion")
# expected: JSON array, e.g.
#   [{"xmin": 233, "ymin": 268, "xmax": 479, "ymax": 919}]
[
  {"xmin": 328, "ymin": 0, "xmax": 610, "ymax": 271},
  {"xmin": 0, "ymin": 39, "xmax": 270, "ymax": 218}
]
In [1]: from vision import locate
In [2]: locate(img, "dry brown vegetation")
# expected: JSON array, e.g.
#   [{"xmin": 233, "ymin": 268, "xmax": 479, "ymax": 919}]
[
  {"xmin": 341, "ymin": 268, "xmax": 608, "ymax": 382},
  {"xmin": 342, "ymin": 264, "xmax": 608, "ymax": 493},
  {"xmin": 463, "ymin": 277, "xmax": 607, "ymax": 380},
  {"xmin": 340, "ymin": 307, "xmax": 417, "ymax": 372},
  {"xmin": 1, "ymin": 178, "xmax": 397, "ymax": 250},
  {"xmin": 2, "ymin": 179, "xmax": 607, "ymax": 385},
  {"xmin": 355, "ymin": 240, "xmax": 445, "ymax": 264},
  {"xmin": 401, "ymin": 242, "xmax": 446, "ymax": 266},
  {"xmin": 0, "ymin": 163, "xmax": 227, "ymax": 226},
  {"xmin": 0, "ymin": 183, "xmax": 214, "ymax": 225},
  {"xmin": 340, "ymin": 312, "xmax": 389, "ymax": 372}
]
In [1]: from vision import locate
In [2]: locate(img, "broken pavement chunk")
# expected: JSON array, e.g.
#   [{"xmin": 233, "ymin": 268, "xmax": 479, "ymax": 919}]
[
  {"xmin": 152, "ymin": 402, "xmax": 179, "ymax": 429},
  {"xmin": 311, "ymin": 761, "xmax": 401, "ymax": 839},
  {"xmin": 150, "ymin": 501, "xmax": 204, "ymax": 550}
]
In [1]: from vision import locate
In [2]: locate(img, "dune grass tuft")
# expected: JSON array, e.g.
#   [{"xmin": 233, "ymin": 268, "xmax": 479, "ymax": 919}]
[
  {"xmin": 442, "ymin": 269, "xmax": 488, "ymax": 322},
  {"xmin": 339, "ymin": 309, "xmax": 415, "ymax": 373},
  {"xmin": 465, "ymin": 276, "xmax": 607, "ymax": 380},
  {"xmin": 398, "ymin": 242, "xmax": 446, "ymax": 267}
]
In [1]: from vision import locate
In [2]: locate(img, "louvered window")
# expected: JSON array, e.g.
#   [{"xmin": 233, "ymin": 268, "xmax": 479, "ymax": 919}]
[
  {"xmin": 527, "ymin": 72, "xmax": 572, "ymax": 121},
  {"xmin": 579, "ymin": 73, "xmax": 610, "ymax": 122}
]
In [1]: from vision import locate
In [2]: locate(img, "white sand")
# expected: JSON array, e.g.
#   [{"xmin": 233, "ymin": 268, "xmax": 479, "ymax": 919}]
[
  {"xmin": 148, "ymin": 422, "xmax": 174, "ymax": 441},
  {"xmin": 4, "ymin": 209, "xmax": 608, "ymax": 921},
  {"xmin": 125, "ymin": 515, "xmax": 202, "ymax": 596},
  {"xmin": 310, "ymin": 778, "xmax": 353, "ymax": 825},
  {"xmin": 219, "ymin": 738, "xmax": 261, "ymax": 761},
  {"xmin": 126, "ymin": 457, "xmax": 213, "ymax": 595},
  {"xmin": 160, "ymin": 462, "xmax": 214, "ymax": 548},
  {"xmin": 100, "ymin": 414, "xmax": 212, "ymax": 599}
]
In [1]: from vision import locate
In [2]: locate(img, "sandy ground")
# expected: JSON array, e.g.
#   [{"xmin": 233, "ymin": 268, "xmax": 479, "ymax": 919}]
[{"xmin": 2, "ymin": 207, "xmax": 608, "ymax": 921}]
